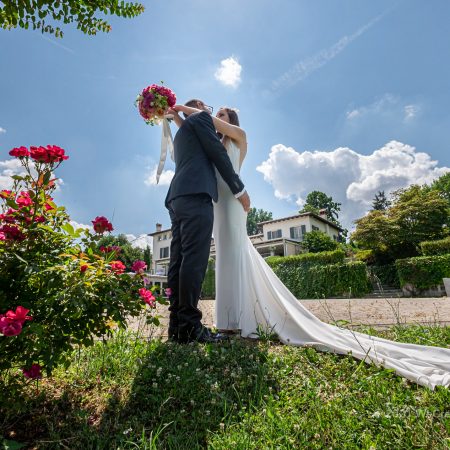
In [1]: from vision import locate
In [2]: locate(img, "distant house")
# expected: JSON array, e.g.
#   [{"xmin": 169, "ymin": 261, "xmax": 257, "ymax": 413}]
[{"xmin": 149, "ymin": 210, "xmax": 341, "ymax": 276}]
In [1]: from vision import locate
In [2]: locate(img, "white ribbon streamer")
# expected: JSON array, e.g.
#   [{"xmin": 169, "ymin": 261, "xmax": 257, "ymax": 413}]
[{"xmin": 156, "ymin": 115, "xmax": 175, "ymax": 184}]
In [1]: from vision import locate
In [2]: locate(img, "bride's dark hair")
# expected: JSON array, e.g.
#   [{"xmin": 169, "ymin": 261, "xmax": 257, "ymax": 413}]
[{"xmin": 217, "ymin": 107, "xmax": 240, "ymax": 144}]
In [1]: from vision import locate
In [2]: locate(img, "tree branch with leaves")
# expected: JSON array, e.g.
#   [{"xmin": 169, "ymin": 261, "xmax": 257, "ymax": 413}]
[{"xmin": 0, "ymin": 0, "xmax": 144, "ymax": 37}]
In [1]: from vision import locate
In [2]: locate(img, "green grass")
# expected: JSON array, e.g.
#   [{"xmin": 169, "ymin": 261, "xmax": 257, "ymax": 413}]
[{"xmin": 1, "ymin": 325, "xmax": 449, "ymax": 449}]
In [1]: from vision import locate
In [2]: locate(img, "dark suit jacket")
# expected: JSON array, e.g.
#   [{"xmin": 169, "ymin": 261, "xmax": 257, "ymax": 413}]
[{"xmin": 165, "ymin": 111, "xmax": 245, "ymax": 207}]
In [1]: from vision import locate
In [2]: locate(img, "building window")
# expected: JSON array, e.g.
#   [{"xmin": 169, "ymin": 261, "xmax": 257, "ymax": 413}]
[
  {"xmin": 290, "ymin": 225, "xmax": 306, "ymax": 240},
  {"xmin": 158, "ymin": 236, "xmax": 162, "ymax": 241},
  {"xmin": 160, "ymin": 247, "xmax": 169, "ymax": 258},
  {"xmin": 312, "ymin": 225, "xmax": 320, "ymax": 231},
  {"xmin": 333, "ymin": 235, "xmax": 338, "ymax": 241},
  {"xmin": 267, "ymin": 229, "xmax": 282, "ymax": 240},
  {"xmin": 163, "ymin": 234, "xmax": 167, "ymax": 240}
]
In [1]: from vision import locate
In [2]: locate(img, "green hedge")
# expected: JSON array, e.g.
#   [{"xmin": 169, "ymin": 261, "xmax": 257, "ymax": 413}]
[
  {"xmin": 420, "ymin": 236, "xmax": 450, "ymax": 256},
  {"xmin": 266, "ymin": 250, "xmax": 370, "ymax": 298},
  {"xmin": 201, "ymin": 259, "xmax": 215, "ymax": 299},
  {"xmin": 368, "ymin": 264, "xmax": 400, "ymax": 288},
  {"xmin": 395, "ymin": 254, "xmax": 450, "ymax": 290},
  {"xmin": 309, "ymin": 262, "xmax": 371, "ymax": 298}
]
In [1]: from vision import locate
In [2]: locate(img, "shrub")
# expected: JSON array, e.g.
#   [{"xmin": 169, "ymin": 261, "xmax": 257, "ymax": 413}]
[
  {"xmin": 0, "ymin": 145, "xmax": 164, "ymax": 381},
  {"xmin": 266, "ymin": 250, "xmax": 347, "ymax": 298},
  {"xmin": 309, "ymin": 262, "xmax": 371, "ymax": 298},
  {"xmin": 395, "ymin": 254, "xmax": 450, "ymax": 290},
  {"xmin": 302, "ymin": 230, "xmax": 338, "ymax": 253},
  {"xmin": 420, "ymin": 236, "xmax": 450, "ymax": 256}
]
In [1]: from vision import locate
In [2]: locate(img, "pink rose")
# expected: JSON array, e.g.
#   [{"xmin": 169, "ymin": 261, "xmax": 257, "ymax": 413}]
[
  {"xmin": 22, "ymin": 364, "xmax": 42, "ymax": 380},
  {"xmin": 92, "ymin": 216, "xmax": 113, "ymax": 234},
  {"xmin": 110, "ymin": 260, "xmax": 126, "ymax": 274},
  {"xmin": 9, "ymin": 146, "xmax": 30, "ymax": 158},
  {"xmin": 131, "ymin": 260, "xmax": 147, "ymax": 273},
  {"xmin": 164, "ymin": 288, "xmax": 172, "ymax": 297},
  {"xmin": 0, "ymin": 232, "xmax": 5, "ymax": 241},
  {"xmin": 139, "ymin": 288, "xmax": 156, "ymax": 307},
  {"xmin": 0, "ymin": 317, "xmax": 23, "ymax": 336},
  {"xmin": 16, "ymin": 191, "xmax": 33, "ymax": 207}
]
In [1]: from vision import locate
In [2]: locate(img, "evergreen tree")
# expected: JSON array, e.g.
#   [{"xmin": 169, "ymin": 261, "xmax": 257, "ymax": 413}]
[{"xmin": 372, "ymin": 190, "xmax": 391, "ymax": 211}]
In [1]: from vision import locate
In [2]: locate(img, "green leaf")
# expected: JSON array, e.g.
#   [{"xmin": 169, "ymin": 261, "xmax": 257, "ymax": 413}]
[
  {"xmin": 61, "ymin": 222, "xmax": 75, "ymax": 236},
  {"xmin": 1, "ymin": 439, "xmax": 26, "ymax": 450}
]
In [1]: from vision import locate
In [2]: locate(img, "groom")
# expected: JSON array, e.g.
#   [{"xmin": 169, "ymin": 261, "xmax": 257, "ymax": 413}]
[{"xmin": 165, "ymin": 99, "xmax": 250, "ymax": 344}]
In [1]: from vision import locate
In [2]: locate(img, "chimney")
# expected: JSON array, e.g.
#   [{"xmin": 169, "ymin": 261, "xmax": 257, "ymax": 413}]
[
  {"xmin": 318, "ymin": 208, "xmax": 327, "ymax": 217},
  {"xmin": 156, "ymin": 223, "xmax": 162, "ymax": 232}
]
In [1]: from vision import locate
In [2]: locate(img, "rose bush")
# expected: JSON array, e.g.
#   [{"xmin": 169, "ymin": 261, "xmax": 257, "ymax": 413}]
[{"xmin": 0, "ymin": 145, "xmax": 164, "ymax": 383}]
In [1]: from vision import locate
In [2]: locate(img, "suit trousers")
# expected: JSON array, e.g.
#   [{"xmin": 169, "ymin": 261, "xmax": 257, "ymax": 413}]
[{"xmin": 167, "ymin": 194, "xmax": 214, "ymax": 339}]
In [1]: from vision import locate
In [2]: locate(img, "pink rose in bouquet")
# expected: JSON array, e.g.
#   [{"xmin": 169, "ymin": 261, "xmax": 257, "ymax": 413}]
[{"xmin": 136, "ymin": 83, "xmax": 176, "ymax": 126}]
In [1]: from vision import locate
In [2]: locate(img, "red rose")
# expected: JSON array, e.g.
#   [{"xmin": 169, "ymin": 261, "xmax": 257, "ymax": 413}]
[
  {"xmin": 0, "ymin": 190, "xmax": 13, "ymax": 199},
  {"xmin": 16, "ymin": 191, "xmax": 33, "ymax": 207},
  {"xmin": 22, "ymin": 364, "xmax": 42, "ymax": 380},
  {"xmin": 110, "ymin": 260, "xmax": 125, "ymax": 274},
  {"xmin": 80, "ymin": 264, "xmax": 88, "ymax": 273},
  {"xmin": 139, "ymin": 288, "xmax": 156, "ymax": 307},
  {"xmin": 30, "ymin": 146, "xmax": 50, "ymax": 163},
  {"xmin": 9, "ymin": 146, "xmax": 30, "ymax": 158},
  {"xmin": 0, "ymin": 317, "xmax": 23, "ymax": 336},
  {"xmin": 0, "ymin": 224, "xmax": 25, "ymax": 241},
  {"xmin": 92, "ymin": 216, "xmax": 113, "ymax": 234}
]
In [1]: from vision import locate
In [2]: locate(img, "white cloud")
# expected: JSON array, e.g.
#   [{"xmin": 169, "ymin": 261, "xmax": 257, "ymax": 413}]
[
  {"xmin": 404, "ymin": 104, "xmax": 420, "ymax": 122},
  {"xmin": 125, "ymin": 233, "xmax": 153, "ymax": 251},
  {"xmin": 69, "ymin": 220, "xmax": 93, "ymax": 232},
  {"xmin": 0, "ymin": 127, "xmax": 6, "ymax": 134},
  {"xmin": 214, "ymin": 56, "xmax": 242, "ymax": 88},
  {"xmin": 256, "ymin": 141, "xmax": 449, "ymax": 230},
  {"xmin": 0, "ymin": 159, "xmax": 27, "ymax": 190},
  {"xmin": 271, "ymin": 8, "xmax": 390, "ymax": 93},
  {"xmin": 345, "ymin": 95, "xmax": 421, "ymax": 124},
  {"xmin": 144, "ymin": 165, "xmax": 174, "ymax": 187}
]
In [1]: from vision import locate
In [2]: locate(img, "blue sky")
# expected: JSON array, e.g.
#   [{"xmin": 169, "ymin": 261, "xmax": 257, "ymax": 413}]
[{"xmin": 1, "ymin": 0, "xmax": 450, "ymax": 245}]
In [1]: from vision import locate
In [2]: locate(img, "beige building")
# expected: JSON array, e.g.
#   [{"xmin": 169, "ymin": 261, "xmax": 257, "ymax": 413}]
[{"xmin": 149, "ymin": 210, "xmax": 341, "ymax": 275}]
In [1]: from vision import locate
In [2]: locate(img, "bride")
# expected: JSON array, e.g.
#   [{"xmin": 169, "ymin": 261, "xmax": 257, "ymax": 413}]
[{"xmin": 169, "ymin": 103, "xmax": 450, "ymax": 390}]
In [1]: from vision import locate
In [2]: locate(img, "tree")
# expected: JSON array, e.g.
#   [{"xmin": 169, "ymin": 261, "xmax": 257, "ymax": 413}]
[
  {"xmin": 143, "ymin": 245, "xmax": 152, "ymax": 270},
  {"xmin": 371, "ymin": 190, "xmax": 391, "ymax": 211},
  {"xmin": 429, "ymin": 172, "xmax": 450, "ymax": 204},
  {"xmin": 0, "ymin": 1, "xmax": 144, "ymax": 38},
  {"xmin": 352, "ymin": 184, "xmax": 449, "ymax": 262},
  {"xmin": 97, "ymin": 234, "xmax": 146, "ymax": 270},
  {"xmin": 246, "ymin": 208, "xmax": 273, "ymax": 236},
  {"xmin": 302, "ymin": 230, "xmax": 338, "ymax": 253},
  {"xmin": 300, "ymin": 191, "xmax": 341, "ymax": 224}
]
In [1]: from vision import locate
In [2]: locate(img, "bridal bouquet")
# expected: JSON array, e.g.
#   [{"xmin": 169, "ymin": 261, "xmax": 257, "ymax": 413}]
[{"xmin": 135, "ymin": 83, "xmax": 176, "ymax": 126}]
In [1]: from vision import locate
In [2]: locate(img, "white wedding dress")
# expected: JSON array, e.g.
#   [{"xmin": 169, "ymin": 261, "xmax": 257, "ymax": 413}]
[{"xmin": 212, "ymin": 139, "xmax": 450, "ymax": 389}]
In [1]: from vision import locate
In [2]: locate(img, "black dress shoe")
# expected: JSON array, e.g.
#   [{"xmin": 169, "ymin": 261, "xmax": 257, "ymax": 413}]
[{"xmin": 193, "ymin": 327, "xmax": 228, "ymax": 344}]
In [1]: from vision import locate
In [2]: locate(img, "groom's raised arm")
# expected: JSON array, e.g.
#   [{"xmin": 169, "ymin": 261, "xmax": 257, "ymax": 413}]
[{"xmin": 191, "ymin": 111, "xmax": 245, "ymax": 196}]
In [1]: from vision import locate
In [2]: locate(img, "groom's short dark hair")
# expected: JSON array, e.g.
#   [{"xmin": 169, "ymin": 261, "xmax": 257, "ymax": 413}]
[{"xmin": 183, "ymin": 99, "xmax": 202, "ymax": 118}]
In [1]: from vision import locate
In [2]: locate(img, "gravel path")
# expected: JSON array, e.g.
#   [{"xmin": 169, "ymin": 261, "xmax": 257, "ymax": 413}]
[{"xmin": 129, "ymin": 296, "xmax": 450, "ymax": 338}]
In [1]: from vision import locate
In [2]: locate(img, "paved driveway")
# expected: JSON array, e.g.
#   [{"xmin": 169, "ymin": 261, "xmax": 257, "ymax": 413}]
[{"xmin": 129, "ymin": 297, "xmax": 450, "ymax": 338}]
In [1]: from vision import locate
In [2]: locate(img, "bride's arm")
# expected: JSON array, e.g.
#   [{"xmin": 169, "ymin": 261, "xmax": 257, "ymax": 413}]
[
  {"xmin": 173, "ymin": 105, "xmax": 247, "ymax": 147},
  {"xmin": 167, "ymin": 109, "xmax": 184, "ymax": 128}
]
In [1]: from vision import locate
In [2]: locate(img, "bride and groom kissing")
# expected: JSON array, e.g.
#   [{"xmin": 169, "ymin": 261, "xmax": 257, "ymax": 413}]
[
  {"xmin": 164, "ymin": 99, "xmax": 249, "ymax": 344},
  {"xmin": 163, "ymin": 98, "xmax": 450, "ymax": 388}
]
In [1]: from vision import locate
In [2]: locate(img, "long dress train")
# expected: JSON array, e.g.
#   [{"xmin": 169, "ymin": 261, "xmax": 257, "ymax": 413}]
[{"xmin": 213, "ymin": 140, "xmax": 450, "ymax": 389}]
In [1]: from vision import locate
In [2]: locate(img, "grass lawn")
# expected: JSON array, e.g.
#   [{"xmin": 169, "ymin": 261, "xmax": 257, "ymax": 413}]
[{"xmin": 1, "ymin": 325, "xmax": 449, "ymax": 449}]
